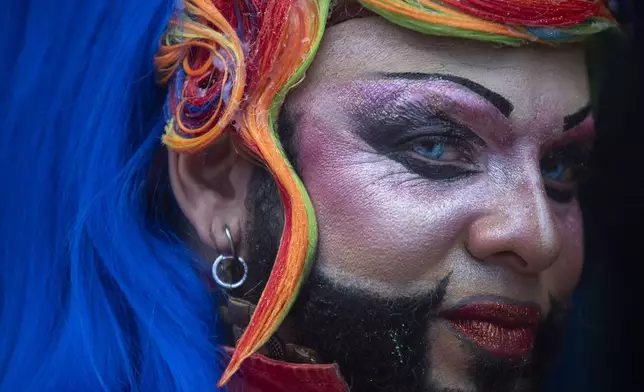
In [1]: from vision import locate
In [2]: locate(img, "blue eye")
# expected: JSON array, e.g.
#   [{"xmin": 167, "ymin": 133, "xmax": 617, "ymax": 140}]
[
  {"xmin": 540, "ymin": 148, "xmax": 590, "ymax": 203},
  {"xmin": 413, "ymin": 142, "xmax": 445, "ymax": 160},
  {"xmin": 541, "ymin": 161, "xmax": 567, "ymax": 181},
  {"xmin": 541, "ymin": 152, "xmax": 579, "ymax": 183}
]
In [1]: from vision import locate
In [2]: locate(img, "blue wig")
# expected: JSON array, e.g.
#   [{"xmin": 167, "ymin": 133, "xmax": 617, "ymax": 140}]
[{"xmin": 0, "ymin": 1, "xmax": 225, "ymax": 391}]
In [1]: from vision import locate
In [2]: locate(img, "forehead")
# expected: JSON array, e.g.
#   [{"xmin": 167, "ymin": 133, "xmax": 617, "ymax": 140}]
[{"xmin": 299, "ymin": 17, "xmax": 589, "ymax": 118}]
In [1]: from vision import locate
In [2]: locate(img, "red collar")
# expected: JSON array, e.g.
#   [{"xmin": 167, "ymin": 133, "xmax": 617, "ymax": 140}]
[{"xmin": 224, "ymin": 348, "xmax": 349, "ymax": 392}]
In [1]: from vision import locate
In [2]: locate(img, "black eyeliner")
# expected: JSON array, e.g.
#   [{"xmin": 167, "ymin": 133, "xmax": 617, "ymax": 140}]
[
  {"xmin": 393, "ymin": 152, "xmax": 479, "ymax": 180},
  {"xmin": 545, "ymin": 186, "xmax": 576, "ymax": 203},
  {"xmin": 540, "ymin": 142, "xmax": 590, "ymax": 203},
  {"xmin": 355, "ymin": 100, "xmax": 484, "ymax": 181}
]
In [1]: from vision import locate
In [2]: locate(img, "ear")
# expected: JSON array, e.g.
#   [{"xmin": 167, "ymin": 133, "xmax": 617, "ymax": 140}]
[{"xmin": 168, "ymin": 137, "xmax": 255, "ymax": 255}]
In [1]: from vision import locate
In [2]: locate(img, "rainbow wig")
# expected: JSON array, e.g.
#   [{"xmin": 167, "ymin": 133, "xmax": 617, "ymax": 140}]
[
  {"xmin": 155, "ymin": 0, "xmax": 616, "ymax": 386},
  {"xmin": 0, "ymin": 0, "xmax": 615, "ymax": 391}
]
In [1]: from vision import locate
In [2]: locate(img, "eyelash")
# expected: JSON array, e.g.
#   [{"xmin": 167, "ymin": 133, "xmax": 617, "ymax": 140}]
[
  {"xmin": 394, "ymin": 132, "xmax": 588, "ymax": 203},
  {"xmin": 540, "ymin": 149, "xmax": 589, "ymax": 203},
  {"xmin": 393, "ymin": 133, "xmax": 482, "ymax": 180},
  {"xmin": 408, "ymin": 135, "xmax": 476, "ymax": 164}
]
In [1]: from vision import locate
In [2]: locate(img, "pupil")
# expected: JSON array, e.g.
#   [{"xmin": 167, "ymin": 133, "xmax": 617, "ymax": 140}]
[
  {"xmin": 542, "ymin": 160, "xmax": 564, "ymax": 178},
  {"xmin": 417, "ymin": 142, "xmax": 443, "ymax": 159}
]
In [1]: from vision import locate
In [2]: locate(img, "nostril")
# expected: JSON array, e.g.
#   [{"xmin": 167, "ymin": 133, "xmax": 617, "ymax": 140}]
[
  {"xmin": 495, "ymin": 251, "xmax": 520, "ymax": 260},
  {"xmin": 483, "ymin": 251, "xmax": 529, "ymax": 270}
]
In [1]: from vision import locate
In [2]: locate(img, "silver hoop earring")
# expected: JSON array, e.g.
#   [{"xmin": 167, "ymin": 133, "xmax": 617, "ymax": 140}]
[{"xmin": 211, "ymin": 225, "xmax": 248, "ymax": 290}]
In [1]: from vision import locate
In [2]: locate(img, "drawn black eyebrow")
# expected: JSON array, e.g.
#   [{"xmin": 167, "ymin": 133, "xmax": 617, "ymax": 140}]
[
  {"xmin": 563, "ymin": 104, "xmax": 591, "ymax": 131},
  {"xmin": 375, "ymin": 72, "xmax": 514, "ymax": 117}
]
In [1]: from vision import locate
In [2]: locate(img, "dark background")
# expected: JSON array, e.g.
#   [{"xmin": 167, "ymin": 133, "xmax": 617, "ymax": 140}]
[{"xmin": 551, "ymin": 0, "xmax": 644, "ymax": 390}]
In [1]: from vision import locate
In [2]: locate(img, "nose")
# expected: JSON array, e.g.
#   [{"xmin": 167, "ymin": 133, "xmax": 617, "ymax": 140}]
[{"xmin": 465, "ymin": 180, "xmax": 563, "ymax": 275}]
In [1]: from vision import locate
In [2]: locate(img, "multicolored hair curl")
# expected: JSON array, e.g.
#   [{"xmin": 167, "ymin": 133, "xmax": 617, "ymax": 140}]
[{"xmin": 155, "ymin": 0, "xmax": 616, "ymax": 386}]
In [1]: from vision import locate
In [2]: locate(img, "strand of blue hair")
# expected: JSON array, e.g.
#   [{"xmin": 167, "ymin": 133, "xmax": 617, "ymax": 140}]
[{"xmin": 0, "ymin": 1, "xmax": 226, "ymax": 391}]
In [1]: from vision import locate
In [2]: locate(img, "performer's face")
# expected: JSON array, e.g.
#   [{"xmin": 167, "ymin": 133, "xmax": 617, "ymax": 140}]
[
  {"xmin": 171, "ymin": 14, "xmax": 594, "ymax": 392},
  {"xmin": 252, "ymin": 17, "xmax": 592, "ymax": 392}
]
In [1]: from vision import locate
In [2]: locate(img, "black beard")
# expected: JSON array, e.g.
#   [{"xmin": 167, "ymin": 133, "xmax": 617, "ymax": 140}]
[
  {"xmin": 243, "ymin": 167, "xmax": 567, "ymax": 392},
  {"xmin": 291, "ymin": 270, "xmax": 448, "ymax": 392},
  {"xmin": 290, "ymin": 270, "xmax": 565, "ymax": 392}
]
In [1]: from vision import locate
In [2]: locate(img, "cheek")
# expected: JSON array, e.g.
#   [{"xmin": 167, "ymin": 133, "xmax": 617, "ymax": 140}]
[
  {"xmin": 545, "ymin": 204, "xmax": 584, "ymax": 299},
  {"xmin": 298, "ymin": 130, "xmax": 478, "ymax": 290}
]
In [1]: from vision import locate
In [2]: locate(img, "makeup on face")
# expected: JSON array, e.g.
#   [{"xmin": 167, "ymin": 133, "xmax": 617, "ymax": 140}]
[
  {"xmin": 349, "ymin": 72, "xmax": 594, "ymax": 203},
  {"xmin": 440, "ymin": 296, "xmax": 541, "ymax": 357},
  {"xmin": 291, "ymin": 67, "xmax": 587, "ymax": 295},
  {"xmin": 280, "ymin": 18, "xmax": 590, "ymax": 391},
  {"xmin": 542, "ymin": 113, "xmax": 595, "ymax": 202}
]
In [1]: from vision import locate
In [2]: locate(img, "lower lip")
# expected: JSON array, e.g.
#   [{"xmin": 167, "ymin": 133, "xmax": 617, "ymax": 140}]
[{"xmin": 448, "ymin": 319, "xmax": 536, "ymax": 357}]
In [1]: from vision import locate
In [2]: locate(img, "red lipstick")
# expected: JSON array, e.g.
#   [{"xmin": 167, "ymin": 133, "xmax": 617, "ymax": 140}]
[{"xmin": 441, "ymin": 299, "xmax": 541, "ymax": 357}]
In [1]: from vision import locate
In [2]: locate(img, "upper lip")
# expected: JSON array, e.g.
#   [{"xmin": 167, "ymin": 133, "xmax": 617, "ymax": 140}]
[{"xmin": 440, "ymin": 296, "xmax": 541, "ymax": 328}]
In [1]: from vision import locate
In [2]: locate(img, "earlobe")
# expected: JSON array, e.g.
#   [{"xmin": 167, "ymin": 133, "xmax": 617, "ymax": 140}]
[{"xmin": 168, "ymin": 137, "xmax": 255, "ymax": 255}]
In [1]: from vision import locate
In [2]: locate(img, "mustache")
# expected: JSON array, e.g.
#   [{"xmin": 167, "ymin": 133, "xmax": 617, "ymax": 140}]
[
  {"xmin": 304, "ymin": 271, "xmax": 451, "ymax": 309},
  {"xmin": 292, "ymin": 268, "xmax": 567, "ymax": 392},
  {"xmin": 244, "ymin": 166, "xmax": 567, "ymax": 392},
  {"xmin": 302, "ymin": 268, "xmax": 561, "ymax": 324}
]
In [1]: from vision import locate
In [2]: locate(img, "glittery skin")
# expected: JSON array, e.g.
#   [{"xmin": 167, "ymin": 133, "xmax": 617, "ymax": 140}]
[{"xmin": 279, "ymin": 16, "xmax": 590, "ymax": 391}]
